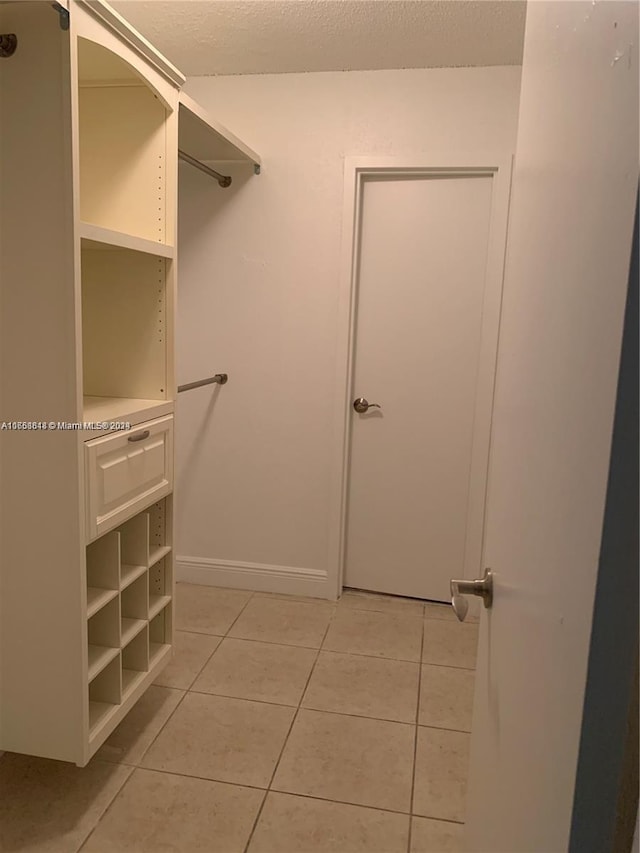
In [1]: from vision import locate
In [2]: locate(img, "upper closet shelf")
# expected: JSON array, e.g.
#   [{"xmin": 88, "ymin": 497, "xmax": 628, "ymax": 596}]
[
  {"xmin": 178, "ymin": 92, "xmax": 262, "ymax": 187},
  {"xmin": 80, "ymin": 223, "xmax": 175, "ymax": 259}
]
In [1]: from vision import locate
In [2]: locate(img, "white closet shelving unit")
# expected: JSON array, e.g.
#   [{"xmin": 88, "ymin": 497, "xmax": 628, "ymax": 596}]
[{"xmin": 0, "ymin": 0, "xmax": 260, "ymax": 765}]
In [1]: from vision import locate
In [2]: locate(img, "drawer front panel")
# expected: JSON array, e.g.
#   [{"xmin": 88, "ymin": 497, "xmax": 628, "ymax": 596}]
[{"xmin": 86, "ymin": 416, "xmax": 173, "ymax": 541}]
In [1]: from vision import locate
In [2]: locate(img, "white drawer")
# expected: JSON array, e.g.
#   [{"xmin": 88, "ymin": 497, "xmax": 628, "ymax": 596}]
[{"xmin": 85, "ymin": 415, "xmax": 173, "ymax": 541}]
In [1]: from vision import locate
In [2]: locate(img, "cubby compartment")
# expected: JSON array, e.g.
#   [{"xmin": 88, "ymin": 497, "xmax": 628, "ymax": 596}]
[
  {"xmin": 121, "ymin": 574, "xmax": 148, "ymax": 645},
  {"xmin": 81, "ymin": 246, "xmax": 169, "ymax": 422},
  {"xmin": 77, "ymin": 38, "xmax": 171, "ymax": 246},
  {"xmin": 89, "ymin": 654, "xmax": 121, "ymax": 732},
  {"xmin": 149, "ymin": 604, "xmax": 172, "ymax": 668},
  {"xmin": 88, "ymin": 596, "xmax": 120, "ymax": 682},
  {"xmin": 119, "ymin": 513, "xmax": 150, "ymax": 584},
  {"xmin": 122, "ymin": 625, "xmax": 149, "ymax": 697},
  {"xmin": 148, "ymin": 557, "xmax": 172, "ymax": 619},
  {"xmin": 148, "ymin": 499, "xmax": 171, "ymax": 567},
  {"xmin": 86, "ymin": 531, "xmax": 120, "ymax": 618}
]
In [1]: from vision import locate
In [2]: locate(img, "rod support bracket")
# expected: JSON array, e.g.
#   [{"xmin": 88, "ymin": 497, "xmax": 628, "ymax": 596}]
[
  {"xmin": 0, "ymin": 34, "xmax": 17, "ymax": 57},
  {"xmin": 254, "ymin": 163, "xmax": 261, "ymax": 176},
  {"xmin": 51, "ymin": 3, "xmax": 70, "ymax": 30}
]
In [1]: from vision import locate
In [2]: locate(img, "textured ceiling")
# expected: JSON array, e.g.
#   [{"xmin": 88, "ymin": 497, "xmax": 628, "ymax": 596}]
[{"xmin": 110, "ymin": 0, "xmax": 526, "ymax": 76}]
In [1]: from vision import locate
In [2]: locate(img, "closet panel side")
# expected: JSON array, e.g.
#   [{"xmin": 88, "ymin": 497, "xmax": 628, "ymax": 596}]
[{"xmin": 0, "ymin": 1, "xmax": 86, "ymax": 762}]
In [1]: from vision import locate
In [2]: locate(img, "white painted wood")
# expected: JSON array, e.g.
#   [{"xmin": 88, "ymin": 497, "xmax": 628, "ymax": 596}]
[
  {"xmin": 85, "ymin": 416, "xmax": 174, "ymax": 541},
  {"xmin": 0, "ymin": 0, "xmax": 87, "ymax": 764},
  {"xmin": 179, "ymin": 92, "xmax": 261, "ymax": 166},
  {"xmin": 82, "ymin": 397, "xmax": 173, "ymax": 436},
  {"xmin": 77, "ymin": 0, "xmax": 185, "ymax": 89},
  {"xmin": 465, "ymin": 2, "xmax": 639, "ymax": 850},
  {"xmin": 1, "ymin": 0, "xmax": 179, "ymax": 766},
  {"xmin": 176, "ymin": 555, "xmax": 329, "ymax": 598},
  {"xmin": 88, "ymin": 644, "xmax": 120, "ymax": 681},
  {"xmin": 80, "ymin": 223, "xmax": 175, "ymax": 258},
  {"xmin": 333, "ymin": 159, "xmax": 511, "ymax": 602}
]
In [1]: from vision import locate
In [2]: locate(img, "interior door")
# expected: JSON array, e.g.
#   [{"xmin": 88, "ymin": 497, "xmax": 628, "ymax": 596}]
[
  {"xmin": 344, "ymin": 172, "xmax": 502, "ymax": 602},
  {"xmin": 464, "ymin": 2, "xmax": 638, "ymax": 850}
]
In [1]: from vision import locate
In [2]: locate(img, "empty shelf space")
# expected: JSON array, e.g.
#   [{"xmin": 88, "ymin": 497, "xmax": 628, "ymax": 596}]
[
  {"xmin": 148, "ymin": 544, "xmax": 171, "ymax": 569},
  {"xmin": 87, "ymin": 587, "xmax": 119, "ymax": 618},
  {"xmin": 121, "ymin": 618, "xmax": 147, "ymax": 646},
  {"xmin": 149, "ymin": 641, "xmax": 171, "ymax": 669},
  {"xmin": 88, "ymin": 645, "xmax": 120, "ymax": 682},
  {"xmin": 121, "ymin": 668, "xmax": 147, "ymax": 698},
  {"xmin": 120, "ymin": 563, "xmax": 148, "ymax": 590},
  {"xmin": 80, "ymin": 222, "xmax": 175, "ymax": 258},
  {"xmin": 89, "ymin": 700, "xmax": 118, "ymax": 733},
  {"xmin": 148, "ymin": 594, "xmax": 171, "ymax": 620}
]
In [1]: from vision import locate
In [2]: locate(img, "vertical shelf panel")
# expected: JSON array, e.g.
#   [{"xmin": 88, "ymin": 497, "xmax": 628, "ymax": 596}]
[
  {"xmin": 88, "ymin": 596, "xmax": 120, "ymax": 650},
  {"xmin": 149, "ymin": 604, "xmax": 172, "ymax": 668},
  {"xmin": 149, "ymin": 557, "xmax": 171, "ymax": 619},
  {"xmin": 89, "ymin": 654, "xmax": 122, "ymax": 733},
  {"xmin": 120, "ymin": 512, "xmax": 150, "ymax": 578},
  {"xmin": 122, "ymin": 625, "xmax": 149, "ymax": 698}
]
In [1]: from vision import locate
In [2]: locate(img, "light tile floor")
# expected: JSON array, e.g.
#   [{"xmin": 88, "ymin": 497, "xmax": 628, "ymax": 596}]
[{"xmin": 0, "ymin": 585, "xmax": 478, "ymax": 853}]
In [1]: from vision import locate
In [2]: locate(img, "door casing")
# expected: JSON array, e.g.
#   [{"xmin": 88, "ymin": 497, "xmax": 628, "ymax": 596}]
[{"xmin": 328, "ymin": 157, "xmax": 513, "ymax": 599}]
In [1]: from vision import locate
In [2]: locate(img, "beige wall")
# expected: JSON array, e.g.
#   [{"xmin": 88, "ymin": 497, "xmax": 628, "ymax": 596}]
[{"xmin": 176, "ymin": 66, "xmax": 522, "ymax": 596}]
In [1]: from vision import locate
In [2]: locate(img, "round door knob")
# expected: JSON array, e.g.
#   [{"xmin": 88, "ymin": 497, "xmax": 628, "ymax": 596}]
[{"xmin": 353, "ymin": 397, "xmax": 382, "ymax": 414}]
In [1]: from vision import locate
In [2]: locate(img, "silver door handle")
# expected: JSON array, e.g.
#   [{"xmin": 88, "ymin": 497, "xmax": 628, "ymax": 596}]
[
  {"xmin": 353, "ymin": 397, "xmax": 382, "ymax": 414},
  {"xmin": 450, "ymin": 568, "xmax": 493, "ymax": 622}
]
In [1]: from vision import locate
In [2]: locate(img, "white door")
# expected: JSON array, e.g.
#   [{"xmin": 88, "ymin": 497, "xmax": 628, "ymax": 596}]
[
  {"xmin": 465, "ymin": 2, "xmax": 638, "ymax": 851},
  {"xmin": 344, "ymin": 167, "xmax": 510, "ymax": 602}
]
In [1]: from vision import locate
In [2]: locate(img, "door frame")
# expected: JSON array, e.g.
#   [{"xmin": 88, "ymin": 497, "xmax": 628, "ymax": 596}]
[{"xmin": 327, "ymin": 156, "xmax": 514, "ymax": 600}]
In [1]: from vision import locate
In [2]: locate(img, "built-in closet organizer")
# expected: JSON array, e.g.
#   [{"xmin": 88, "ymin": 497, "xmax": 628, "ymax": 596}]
[{"xmin": 0, "ymin": 0, "xmax": 259, "ymax": 766}]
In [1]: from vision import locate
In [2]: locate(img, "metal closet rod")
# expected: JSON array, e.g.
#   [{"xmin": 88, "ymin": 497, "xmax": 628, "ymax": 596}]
[
  {"xmin": 178, "ymin": 149, "xmax": 232, "ymax": 188},
  {"xmin": 178, "ymin": 373, "xmax": 229, "ymax": 393}
]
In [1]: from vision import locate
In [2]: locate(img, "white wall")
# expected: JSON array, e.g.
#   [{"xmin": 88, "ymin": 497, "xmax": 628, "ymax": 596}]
[{"xmin": 176, "ymin": 66, "xmax": 522, "ymax": 598}]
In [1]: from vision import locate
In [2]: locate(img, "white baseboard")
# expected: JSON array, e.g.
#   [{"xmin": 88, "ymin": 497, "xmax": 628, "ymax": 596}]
[{"xmin": 176, "ymin": 555, "xmax": 332, "ymax": 599}]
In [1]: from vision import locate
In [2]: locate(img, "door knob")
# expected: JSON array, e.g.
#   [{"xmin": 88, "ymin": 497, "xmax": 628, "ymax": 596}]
[
  {"xmin": 450, "ymin": 568, "xmax": 493, "ymax": 622},
  {"xmin": 353, "ymin": 397, "xmax": 382, "ymax": 413}
]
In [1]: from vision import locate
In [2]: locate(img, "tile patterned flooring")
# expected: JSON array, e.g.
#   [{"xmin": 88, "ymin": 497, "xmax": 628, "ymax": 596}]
[{"xmin": 0, "ymin": 585, "xmax": 478, "ymax": 853}]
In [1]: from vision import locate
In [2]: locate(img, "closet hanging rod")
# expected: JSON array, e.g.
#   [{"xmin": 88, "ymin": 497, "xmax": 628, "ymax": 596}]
[
  {"xmin": 178, "ymin": 149, "xmax": 232, "ymax": 188},
  {"xmin": 178, "ymin": 373, "xmax": 229, "ymax": 393}
]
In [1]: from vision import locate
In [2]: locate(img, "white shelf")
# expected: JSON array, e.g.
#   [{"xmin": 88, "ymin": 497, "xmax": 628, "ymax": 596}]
[
  {"xmin": 87, "ymin": 587, "xmax": 118, "ymax": 618},
  {"xmin": 121, "ymin": 617, "xmax": 147, "ymax": 646},
  {"xmin": 88, "ymin": 645, "xmax": 119, "ymax": 682},
  {"xmin": 120, "ymin": 563, "xmax": 147, "ymax": 590},
  {"xmin": 149, "ymin": 641, "xmax": 171, "ymax": 668},
  {"xmin": 148, "ymin": 594, "xmax": 171, "ymax": 620},
  {"xmin": 149, "ymin": 545, "xmax": 171, "ymax": 569},
  {"xmin": 178, "ymin": 93, "xmax": 260, "ymax": 167},
  {"xmin": 80, "ymin": 222, "xmax": 175, "ymax": 258},
  {"xmin": 122, "ymin": 668, "xmax": 146, "ymax": 698},
  {"xmin": 83, "ymin": 396, "xmax": 173, "ymax": 429},
  {"xmin": 89, "ymin": 700, "xmax": 117, "ymax": 733}
]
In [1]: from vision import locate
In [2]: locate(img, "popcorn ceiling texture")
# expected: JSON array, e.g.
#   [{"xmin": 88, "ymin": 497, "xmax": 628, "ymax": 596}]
[{"xmin": 110, "ymin": 0, "xmax": 526, "ymax": 76}]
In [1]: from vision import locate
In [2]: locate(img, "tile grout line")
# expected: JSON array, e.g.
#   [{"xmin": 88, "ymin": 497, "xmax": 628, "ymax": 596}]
[
  {"xmin": 242, "ymin": 602, "xmax": 340, "ymax": 853},
  {"xmin": 407, "ymin": 614, "xmax": 426, "ymax": 853},
  {"xmin": 75, "ymin": 763, "xmax": 136, "ymax": 853},
  {"xmin": 80, "ymin": 593, "xmax": 262, "ymax": 850},
  {"xmin": 89, "ymin": 587, "xmax": 475, "ymax": 850},
  {"xmin": 163, "ymin": 629, "xmax": 476, "ymax": 670},
  {"xmin": 130, "ymin": 595, "xmax": 260, "ymax": 765}
]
